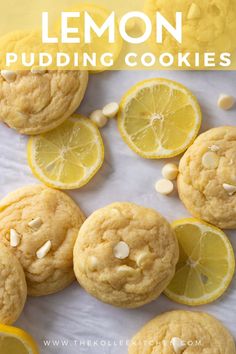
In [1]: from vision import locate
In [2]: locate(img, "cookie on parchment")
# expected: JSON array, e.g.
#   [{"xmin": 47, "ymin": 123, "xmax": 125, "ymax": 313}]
[
  {"xmin": 73, "ymin": 202, "xmax": 179, "ymax": 308},
  {"xmin": 178, "ymin": 126, "xmax": 236, "ymax": 229},
  {"xmin": 0, "ymin": 185, "xmax": 85, "ymax": 296},
  {"xmin": 128, "ymin": 310, "xmax": 235, "ymax": 354}
]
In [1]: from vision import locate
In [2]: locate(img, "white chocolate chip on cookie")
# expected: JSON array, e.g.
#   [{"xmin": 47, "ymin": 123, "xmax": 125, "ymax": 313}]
[
  {"xmin": 187, "ymin": 3, "xmax": 201, "ymax": 20},
  {"xmin": 223, "ymin": 183, "xmax": 236, "ymax": 196},
  {"xmin": 171, "ymin": 337, "xmax": 187, "ymax": 354},
  {"xmin": 202, "ymin": 151, "xmax": 219, "ymax": 169},
  {"xmin": 1, "ymin": 70, "xmax": 17, "ymax": 82},
  {"xmin": 102, "ymin": 102, "xmax": 119, "ymax": 118},
  {"xmin": 209, "ymin": 145, "xmax": 220, "ymax": 152},
  {"xmin": 87, "ymin": 256, "xmax": 98, "ymax": 271},
  {"xmin": 217, "ymin": 94, "xmax": 235, "ymax": 110},
  {"xmin": 162, "ymin": 163, "xmax": 178, "ymax": 181},
  {"xmin": 113, "ymin": 241, "xmax": 130, "ymax": 259},
  {"xmin": 155, "ymin": 179, "xmax": 174, "ymax": 195},
  {"xmin": 36, "ymin": 240, "xmax": 52, "ymax": 259},
  {"xmin": 28, "ymin": 217, "xmax": 43, "ymax": 230},
  {"xmin": 10, "ymin": 229, "xmax": 20, "ymax": 247}
]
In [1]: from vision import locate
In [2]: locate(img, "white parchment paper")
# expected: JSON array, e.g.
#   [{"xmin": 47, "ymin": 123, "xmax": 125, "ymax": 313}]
[{"xmin": 0, "ymin": 70, "xmax": 235, "ymax": 353}]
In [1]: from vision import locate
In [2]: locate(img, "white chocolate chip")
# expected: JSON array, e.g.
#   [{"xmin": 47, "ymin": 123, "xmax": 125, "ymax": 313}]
[
  {"xmin": 136, "ymin": 251, "xmax": 149, "ymax": 267},
  {"xmin": 87, "ymin": 256, "xmax": 98, "ymax": 271},
  {"xmin": 117, "ymin": 265, "xmax": 134, "ymax": 274},
  {"xmin": 90, "ymin": 110, "xmax": 108, "ymax": 128},
  {"xmin": 28, "ymin": 217, "xmax": 43, "ymax": 230},
  {"xmin": 113, "ymin": 241, "xmax": 130, "ymax": 259},
  {"xmin": 171, "ymin": 337, "xmax": 187, "ymax": 354},
  {"xmin": 202, "ymin": 151, "xmax": 219, "ymax": 169},
  {"xmin": 187, "ymin": 3, "xmax": 201, "ymax": 19},
  {"xmin": 217, "ymin": 94, "xmax": 235, "ymax": 110},
  {"xmin": 36, "ymin": 240, "xmax": 51, "ymax": 259},
  {"xmin": 209, "ymin": 145, "xmax": 220, "ymax": 152},
  {"xmin": 155, "ymin": 179, "xmax": 174, "ymax": 195},
  {"xmin": 223, "ymin": 183, "xmax": 236, "ymax": 196},
  {"xmin": 102, "ymin": 102, "xmax": 119, "ymax": 118},
  {"xmin": 10, "ymin": 229, "xmax": 20, "ymax": 247},
  {"xmin": 162, "ymin": 163, "xmax": 179, "ymax": 181},
  {"xmin": 31, "ymin": 66, "xmax": 47, "ymax": 74},
  {"xmin": 1, "ymin": 70, "xmax": 17, "ymax": 82}
]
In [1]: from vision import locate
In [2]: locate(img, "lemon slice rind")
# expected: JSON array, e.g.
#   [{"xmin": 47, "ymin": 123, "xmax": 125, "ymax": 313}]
[
  {"xmin": 118, "ymin": 78, "xmax": 202, "ymax": 159},
  {"xmin": 0, "ymin": 324, "xmax": 39, "ymax": 354},
  {"xmin": 164, "ymin": 218, "xmax": 235, "ymax": 306},
  {"xmin": 27, "ymin": 115, "xmax": 104, "ymax": 190}
]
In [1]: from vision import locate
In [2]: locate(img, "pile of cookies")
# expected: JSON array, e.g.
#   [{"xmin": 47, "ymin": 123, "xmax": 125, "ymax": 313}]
[
  {"xmin": 0, "ymin": 185, "xmax": 179, "ymax": 315},
  {"xmin": 0, "ymin": 185, "xmax": 235, "ymax": 352}
]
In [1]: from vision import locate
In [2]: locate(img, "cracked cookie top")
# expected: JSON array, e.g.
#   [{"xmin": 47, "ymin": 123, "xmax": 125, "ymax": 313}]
[
  {"xmin": 178, "ymin": 126, "xmax": 236, "ymax": 229},
  {"xmin": 0, "ymin": 70, "xmax": 88, "ymax": 135},
  {"xmin": 73, "ymin": 202, "xmax": 179, "ymax": 308},
  {"xmin": 128, "ymin": 310, "xmax": 235, "ymax": 354},
  {"xmin": 0, "ymin": 243, "xmax": 27, "ymax": 324},
  {"xmin": 0, "ymin": 184, "xmax": 85, "ymax": 296}
]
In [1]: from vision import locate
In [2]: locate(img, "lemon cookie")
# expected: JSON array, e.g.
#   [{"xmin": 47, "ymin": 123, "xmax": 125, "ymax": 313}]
[
  {"xmin": 0, "ymin": 185, "xmax": 85, "ymax": 296},
  {"xmin": 73, "ymin": 202, "xmax": 179, "ymax": 308},
  {"xmin": 128, "ymin": 310, "xmax": 236, "ymax": 353},
  {"xmin": 0, "ymin": 70, "xmax": 88, "ymax": 135},
  {"xmin": 178, "ymin": 126, "xmax": 236, "ymax": 229},
  {"xmin": 145, "ymin": 0, "xmax": 236, "ymax": 67},
  {"xmin": 0, "ymin": 244, "xmax": 27, "ymax": 324}
]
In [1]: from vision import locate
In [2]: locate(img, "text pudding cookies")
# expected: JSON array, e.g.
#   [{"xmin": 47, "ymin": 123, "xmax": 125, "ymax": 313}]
[
  {"xmin": 178, "ymin": 126, "xmax": 236, "ymax": 229},
  {"xmin": 0, "ymin": 244, "xmax": 27, "ymax": 324},
  {"xmin": 128, "ymin": 310, "xmax": 236, "ymax": 354},
  {"xmin": 0, "ymin": 70, "xmax": 88, "ymax": 135},
  {"xmin": 73, "ymin": 202, "xmax": 179, "ymax": 308},
  {"xmin": 0, "ymin": 185, "xmax": 85, "ymax": 296}
]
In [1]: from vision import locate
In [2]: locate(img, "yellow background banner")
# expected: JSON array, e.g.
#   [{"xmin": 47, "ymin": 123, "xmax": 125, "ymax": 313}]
[{"xmin": 0, "ymin": 0, "xmax": 235, "ymax": 70}]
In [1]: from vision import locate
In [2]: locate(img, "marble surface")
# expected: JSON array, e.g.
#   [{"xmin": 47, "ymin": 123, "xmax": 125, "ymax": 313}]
[{"xmin": 0, "ymin": 70, "xmax": 236, "ymax": 353}]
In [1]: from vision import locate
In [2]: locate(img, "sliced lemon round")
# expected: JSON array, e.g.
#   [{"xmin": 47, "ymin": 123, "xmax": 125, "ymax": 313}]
[
  {"xmin": 164, "ymin": 218, "xmax": 235, "ymax": 306},
  {"xmin": 27, "ymin": 115, "xmax": 104, "ymax": 190},
  {"xmin": 0, "ymin": 324, "xmax": 39, "ymax": 354},
  {"xmin": 118, "ymin": 78, "xmax": 202, "ymax": 159}
]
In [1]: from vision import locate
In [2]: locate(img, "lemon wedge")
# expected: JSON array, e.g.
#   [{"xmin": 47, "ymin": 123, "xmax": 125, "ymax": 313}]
[
  {"xmin": 0, "ymin": 324, "xmax": 39, "ymax": 354},
  {"xmin": 27, "ymin": 115, "xmax": 104, "ymax": 189},
  {"xmin": 118, "ymin": 78, "xmax": 202, "ymax": 158},
  {"xmin": 164, "ymin": 218, "xmax": 235, "ymax": 306}
]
